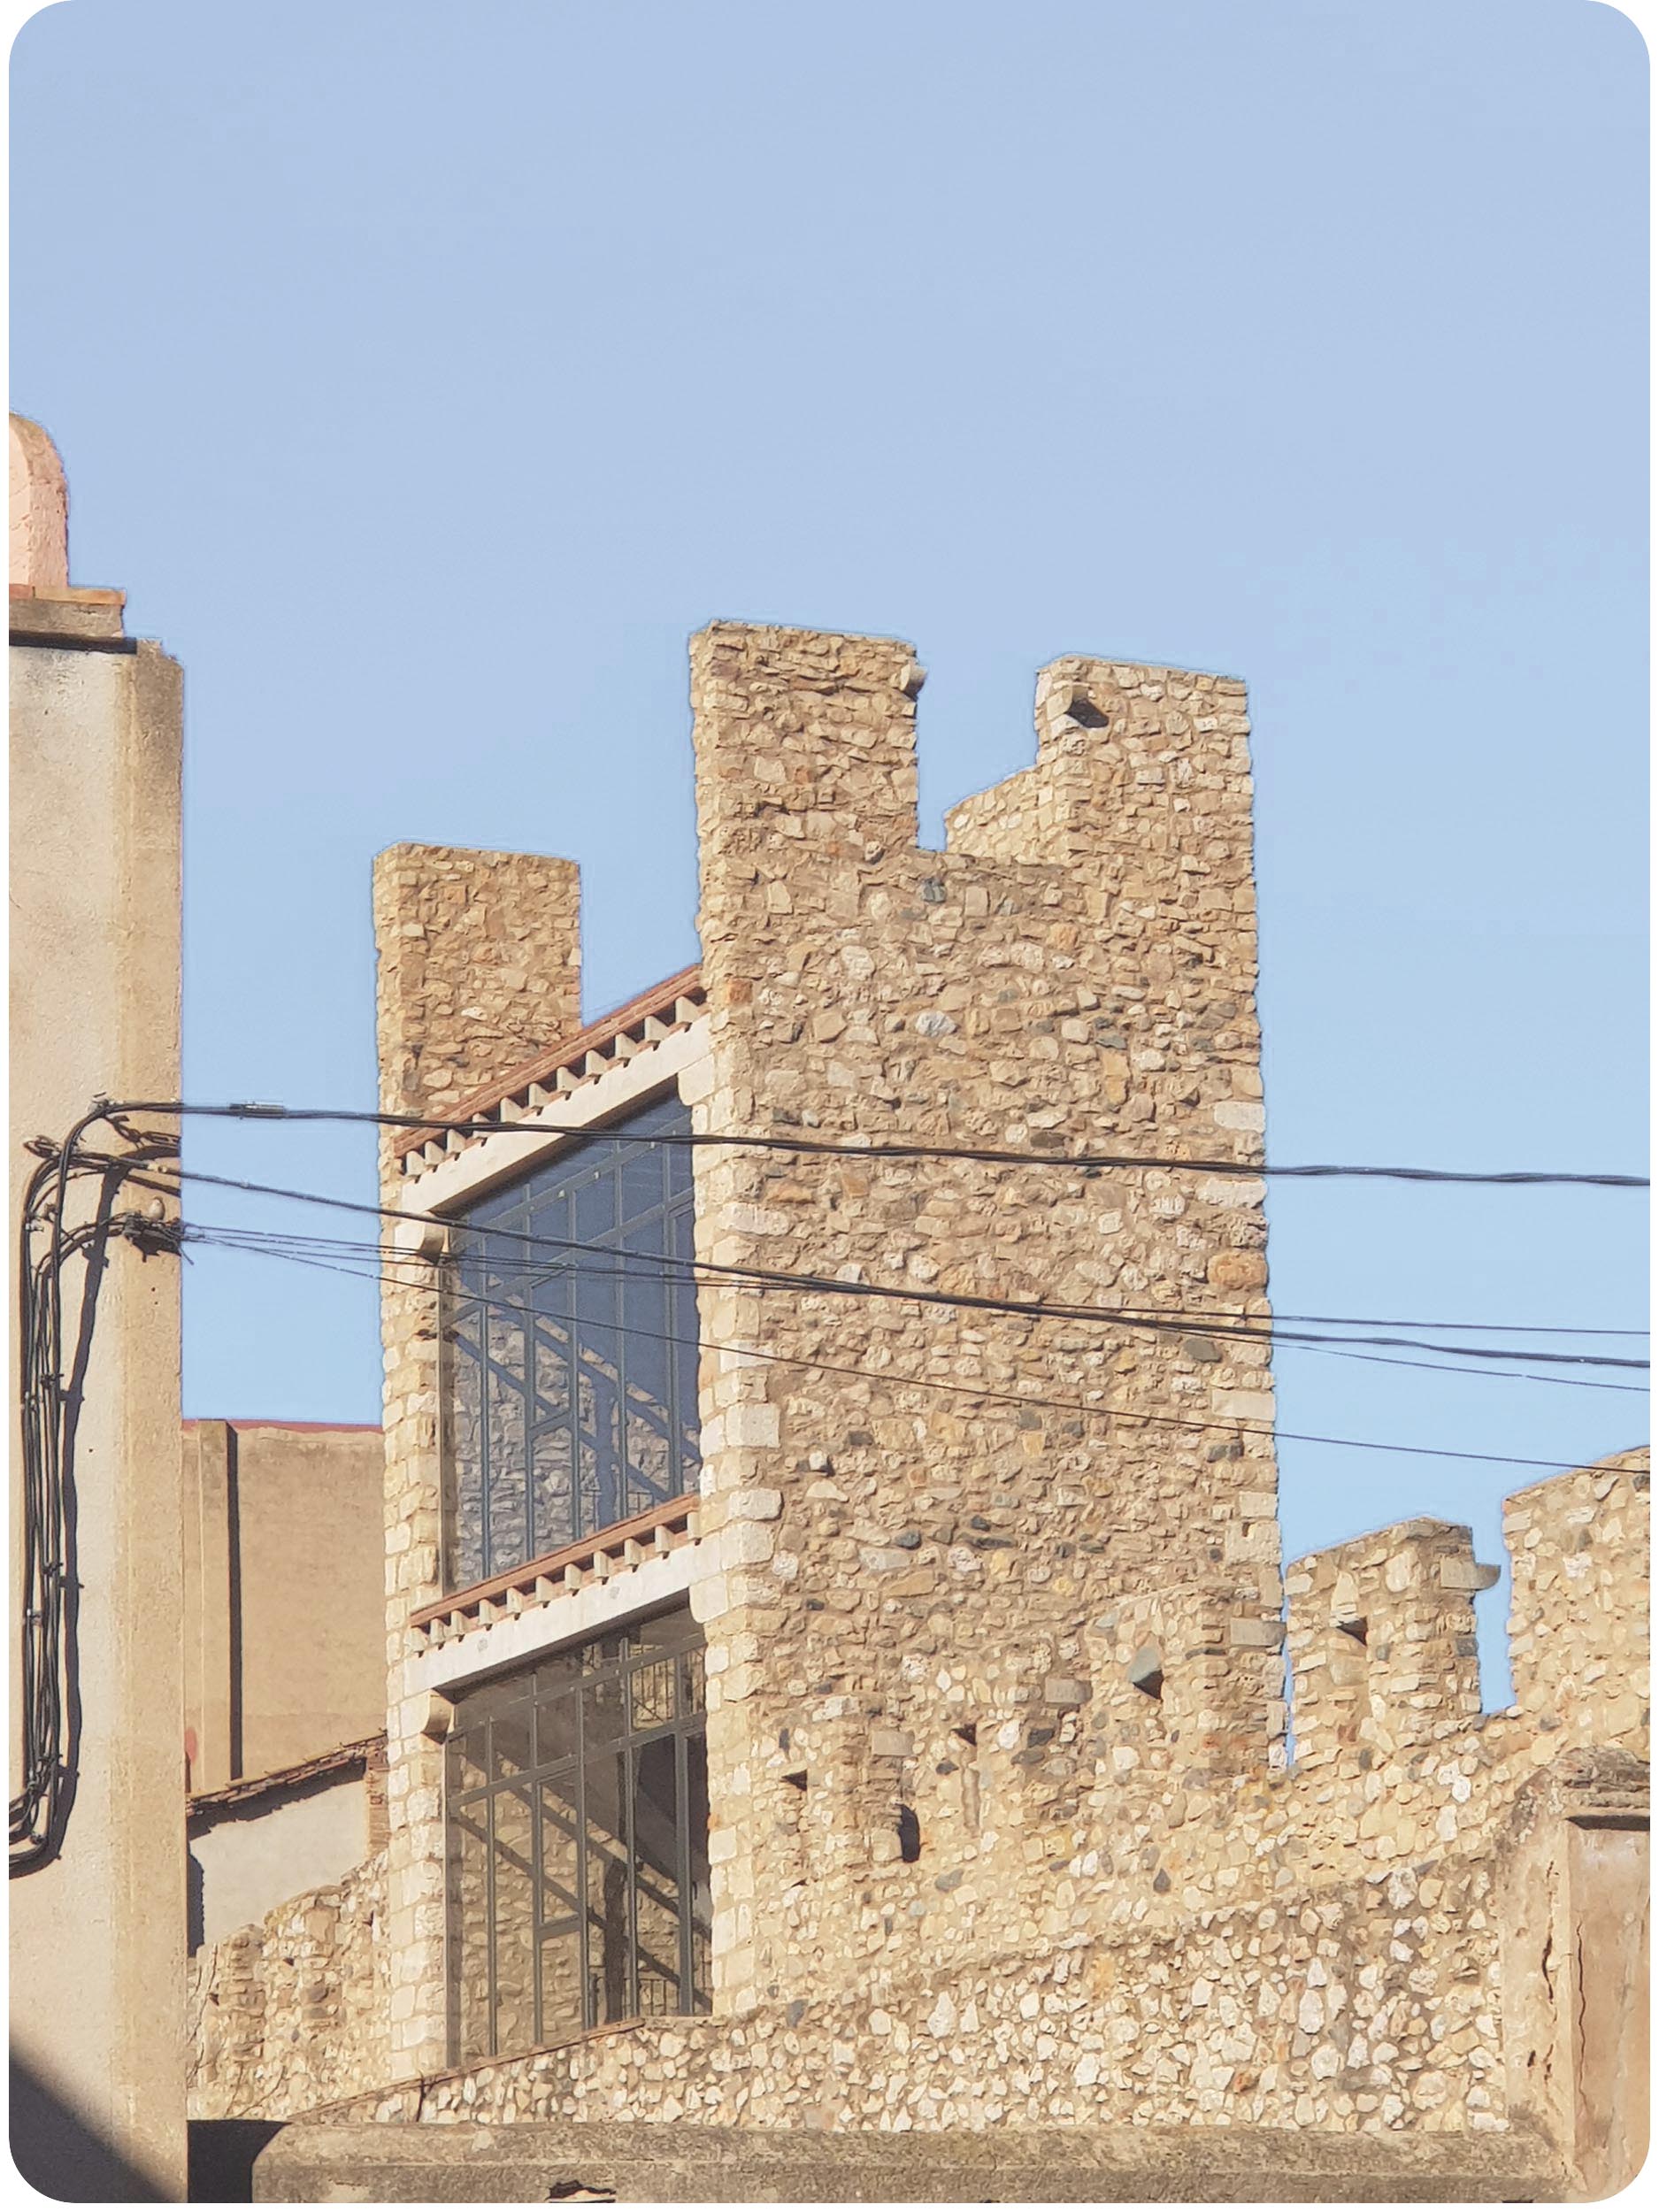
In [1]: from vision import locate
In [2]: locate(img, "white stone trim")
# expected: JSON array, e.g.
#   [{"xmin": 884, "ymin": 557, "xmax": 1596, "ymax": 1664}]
[
  {"xmin": 403, "ymin": 1540, "xmax": 712, "ymax": 1698},
  {"xmin": 397, "ymin": 1017, "xmax": 712, "ymax": 1217}
]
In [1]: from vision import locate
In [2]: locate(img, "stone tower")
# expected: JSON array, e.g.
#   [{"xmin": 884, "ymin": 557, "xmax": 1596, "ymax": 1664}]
[{"xmin": 684, "ymin": 625, "xmax": 1284, "ymax": 2011}]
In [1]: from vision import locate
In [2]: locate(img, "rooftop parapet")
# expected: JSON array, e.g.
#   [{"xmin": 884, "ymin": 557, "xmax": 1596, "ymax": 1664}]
[
  {"xmin": 372, "ymin": 843, "xmax": 581, "ymax": 1133},
  {"xmin": 1504, "ymin": 1449, "xmax": 1649, "ymax": 1759},
  {"xmin": 1286, "ymin": 1518, "xmax": 1495, "ymax": 1777},
  {"xmin": 1088, "ymin": 1578, "xmax": 1287, "ymax": 1790}
]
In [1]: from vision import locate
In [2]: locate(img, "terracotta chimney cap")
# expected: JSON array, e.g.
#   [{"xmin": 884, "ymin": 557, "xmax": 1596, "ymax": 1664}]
[{"xmin": 10, "ymin": 414, "xmax": 69, "ymax": 589}]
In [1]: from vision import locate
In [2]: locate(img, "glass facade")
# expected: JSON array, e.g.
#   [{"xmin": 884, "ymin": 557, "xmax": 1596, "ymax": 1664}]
[
  {"xmin": 444, "ymin": 1609, "xmax": 710, "ymax": 2062},
  {"xmin": 442, "ymin": 1094, "xmax": 700, "ymax": 1591}
]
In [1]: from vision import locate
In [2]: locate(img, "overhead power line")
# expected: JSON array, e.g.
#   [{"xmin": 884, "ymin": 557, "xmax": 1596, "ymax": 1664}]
[
  {"xmin": 112, "ymin": 1096, "xmax": 1649, "ymax": 1189},
  {"xmin": 178, "ymin": 1219, "xmax": 1651, "ymax": 1478},
  {"xmin": 155, "ymin": 1161, "xmax": 1648, "ymax": 1371},
  {"xmin": 183, "ymin": 1217, "xmax": 1650, "ymax": 1400},
  {"xmin": 101, "ymin": 1151, "xmax": 1649, "ymax": 1347}
]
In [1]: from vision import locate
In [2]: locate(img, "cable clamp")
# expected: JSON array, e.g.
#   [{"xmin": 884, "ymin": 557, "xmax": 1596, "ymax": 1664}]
[{"xmin": 111, "ymin": 1212, "xmax": 187, "ymax": 1260}]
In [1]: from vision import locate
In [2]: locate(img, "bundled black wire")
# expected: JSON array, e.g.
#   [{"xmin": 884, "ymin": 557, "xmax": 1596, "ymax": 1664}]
[{"xmin": 11, "ymin": 1110, "xmax": 180, "ymax": 1877}]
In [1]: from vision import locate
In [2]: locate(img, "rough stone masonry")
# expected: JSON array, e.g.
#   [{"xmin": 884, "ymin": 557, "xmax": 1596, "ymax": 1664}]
[{"xmin": 187, "ymin": 626, "xmax": 1648, "ymax": 2201}]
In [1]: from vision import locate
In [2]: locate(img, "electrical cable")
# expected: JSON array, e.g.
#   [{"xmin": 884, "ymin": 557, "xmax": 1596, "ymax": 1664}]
[
  {"xmin": 12, "ymin": 1108, "xmax": 180, "ymax": 1875},
  {"xmin": 152, "ymin": 1159, "xmax": 1647, "ymax": 1372},
  {"xmin": 111, "ymin": 1095, "xmax": 1649, "ymax": 1187},
  {"xmin": 180, "ymin": 1217, "xmax": 1650, "ymax": 1397},
  {"xmin": 176, "ymin": 1221, "xmax": 1651, "ymax": 1475}
]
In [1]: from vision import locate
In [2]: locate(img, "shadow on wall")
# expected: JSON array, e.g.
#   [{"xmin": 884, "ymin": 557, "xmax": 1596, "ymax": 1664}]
[
  {"xmin": 9, "ymin": 2048, "xmax": 167, "ymax": 2202},
  {"xmin": 187, "ymin": 2119, "xmax": 285, "ymax": 2205}
]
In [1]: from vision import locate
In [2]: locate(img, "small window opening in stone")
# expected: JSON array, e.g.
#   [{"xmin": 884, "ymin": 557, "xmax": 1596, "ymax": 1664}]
[
  {"xmin": 896, "ymin": 1804, "xmax": 922, "ymax": 1862},
  {"xmin": 1127, "ymin": 1642, "xmax": 1164, "ymax": 1700},
  {"xmin": 783, "ymin": 1770, "xmax": 807, "ymax": 1792},
  {"xmin": 951, "ymin": 1724, "xmax": 983, "ymax": 1832},
  {"xmin": 1337, "ymin": 1618, "xmax": 1369, "ymax": 1647}
]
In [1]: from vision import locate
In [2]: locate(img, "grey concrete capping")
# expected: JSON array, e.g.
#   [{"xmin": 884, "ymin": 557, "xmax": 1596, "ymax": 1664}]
[{"xmin": 253, "ymin": 2118, "xmax": 1570, "ymax": 2204}]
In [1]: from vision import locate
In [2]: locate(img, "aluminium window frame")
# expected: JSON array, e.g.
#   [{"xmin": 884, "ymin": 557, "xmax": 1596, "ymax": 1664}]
[
  {"xmin": 435, "ymin": 1087, "xmax": 702, "ymax": 1594},
  {"xmin": 442, "ymin": 1602, "xmax": 710, "ymax": 2066}
]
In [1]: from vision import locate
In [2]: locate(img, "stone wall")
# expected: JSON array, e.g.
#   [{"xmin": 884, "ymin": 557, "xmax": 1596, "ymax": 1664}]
[
  {"xmin": 372, "ymin": 842, "xmax": 580, "ymax": 1127},
  {"xmin": 1504, "ymin": 1448, "xmax": 1649, "ymax": 1748},
  {"xmin": 188, "ymin": 1851, "xmax": 391, "ymax": 2121},
  {"xmin": 182, "ymin": 1438, "xmax": 1647, "ymax": 2179},
  {"xmin": 684, "ymin": 626, "xmax": 1285, "ymax": 2016},
  {"xmin": 303, "ymin": 1754, "xmax": 1632, "ymax": 2153},
  {"xmin": 188, "ymin": 629, "xmax": 1647, "ymax": 2195},
  {"xmin": 373, "ymin": 844, "xmax": 583, "ymax": 2077}
]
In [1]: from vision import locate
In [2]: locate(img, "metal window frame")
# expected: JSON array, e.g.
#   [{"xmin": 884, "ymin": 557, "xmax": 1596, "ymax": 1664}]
[
  {"xmin": 439, "ymin": 1094, "xmax": 700, "ymax": 1592},
  {"xmin": 443, "ymin": 1605, "xmax": 710, "ymax": 2068}
]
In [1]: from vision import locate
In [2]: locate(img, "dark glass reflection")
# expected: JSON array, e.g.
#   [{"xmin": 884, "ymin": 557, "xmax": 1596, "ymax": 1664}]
[
  {"xmin": 442, "ymin": 1095, "xmax": 700, "ymax": 1589},
  {"xmin": 444, "ymin": 1609, "xmax": 711, "ymax": 2062}
]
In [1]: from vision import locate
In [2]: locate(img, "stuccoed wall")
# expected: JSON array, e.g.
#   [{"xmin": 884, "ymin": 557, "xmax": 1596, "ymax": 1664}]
[{"xmin": 10, "ymin": 419, "xmax": 188, "ymax": 2198}]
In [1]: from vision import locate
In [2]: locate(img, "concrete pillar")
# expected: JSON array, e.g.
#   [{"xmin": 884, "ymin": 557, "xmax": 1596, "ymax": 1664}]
[{"xmin": 8, "ymin": 416, "xmax": 186, "ymax": 2199}]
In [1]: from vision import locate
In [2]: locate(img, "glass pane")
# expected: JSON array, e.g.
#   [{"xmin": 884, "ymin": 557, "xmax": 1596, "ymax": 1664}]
[
  {"xmin": 483, "ymin": 1298, "xmax": 528, "ymax": 1577},
  {"xmin": 491, "ymin": 1781, "xmax": 535, "ymax": 2056},
  {"xmin": 446, "ymin": 1294, "xmax": 487, "ymax": 1590},
  {"xmin": 632, "ymin": 1732, "xmax": 682, "ymax": 2016},
  {"xmin": 539, "ymin": 1928, "xmax": 584, "ymax": 2047},
  {"xmin": 446, "ymin": 1609, "xmax": 710, "ymax": 2062},
  {"xmin": 534, "ymin": 1686, "xmax": 579, "ymax": 1772},
  {"xmin": 449, "ymin": 1801, "xmax": 491, "ymax": 2061},
  {"xmin": 537, "ymin": 1771, "xmax": 584, "ymax": 2044},
  {"xmin": 619, "ymin": 1142, "xmax": 665, "ymax": 1229},
  {"xmin": 449, "ymin": 1726, "xmax": 488, "ymax": 1798},
  {"xmin": 583, "ymin": 1747, "xmax": 633, "ymax": 2024},
  {"xmin": 442, "ymin": 1100, "xmax": 701, "ymax": 1588},
  {"xmin": 489, "ymin": 1690, "xmax": 534, "ymax": 1782},
  {"xmin": 574, "ymin": 1165, "xmax": 617, "ymax": 1242},
  {"xmin": 581, "ymin": 1667, "xmax": 626, "ymax": 1753}
]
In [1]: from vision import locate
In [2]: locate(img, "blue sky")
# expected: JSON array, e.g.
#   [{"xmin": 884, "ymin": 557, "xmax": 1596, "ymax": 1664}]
[{"xmin": 11, "ymin": 0, "xmax": 1647, "ymax": 1694}]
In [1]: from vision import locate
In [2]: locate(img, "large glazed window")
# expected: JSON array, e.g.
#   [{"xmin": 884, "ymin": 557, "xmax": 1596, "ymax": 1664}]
[
  {"xmin": 444, "ymin": 1608, "xmax": 710, "ymax": 2063},
  {"xmin": 442, "ymin": 1094, "xmax": 699, "ymax": 1590}
]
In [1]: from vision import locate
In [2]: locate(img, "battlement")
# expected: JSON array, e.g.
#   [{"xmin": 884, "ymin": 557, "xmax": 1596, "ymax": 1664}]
[
  {"xmin": 1089, "ymin": 1576, "xmax": 1288, "ymax": 1786},
  {"xmin": 1505, "ymin": 1449, "xmax": 1649, "ymax": 1753},
  {"xmin": 188, "ymin": 621, "xmax": 1649, "ymax": 2192},
  {"xmin": 1286, "ymin": 1518, "xmax": 1494, "ymax": 1775},
  {"xmin": 946, "ymin": 653, "xmax": 1253, "ymax": 878}
]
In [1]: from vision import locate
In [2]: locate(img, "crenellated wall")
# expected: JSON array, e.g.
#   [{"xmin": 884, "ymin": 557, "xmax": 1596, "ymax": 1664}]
[
  {"xmin": 188, "ymin": 630, "xmax": 1647, "ymax": 2200},
  {"xmin": 685, "ymin": 625, "xmax": 1284, "ymax": 2016},
  {"xmin": 373, "ymin": 842, "xmax": 580, "ymax": 1128},
  {"xmin": 1504, "ymin": 1449, "xmax": 1649, "ymax": 1750},
  {"xmin": 192, "ymin": 1456, "xmax": 1642, "ymax": 2180},
  {"xmin": 1285, "ymin": 1519, "xmax": 1492, "ymax": 1778}
]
